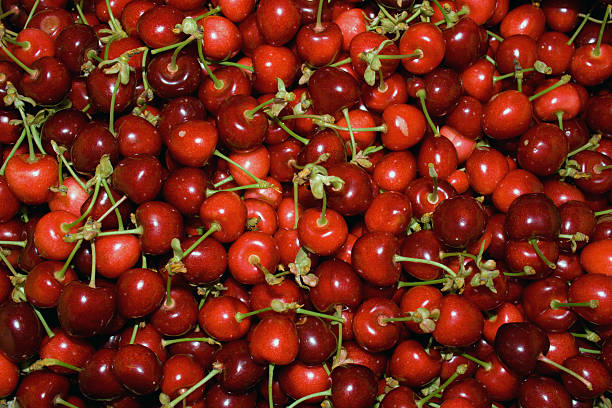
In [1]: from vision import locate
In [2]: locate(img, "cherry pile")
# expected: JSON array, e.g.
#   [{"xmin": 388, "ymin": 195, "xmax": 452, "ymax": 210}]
[{"xmin": 0, "ymin": 0, "xmax": 611, "ymax": 406}]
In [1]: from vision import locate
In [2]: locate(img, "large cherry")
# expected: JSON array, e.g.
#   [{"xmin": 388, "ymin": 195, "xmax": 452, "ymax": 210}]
[
  {"xmin": 331, "ymin": 364, "xmax": 378, "ymax": 408},
  {"xmin": 308, "ymin": 66, "xmax": 360, "ymax": 115},
  {"xmin": 0, "ymin": 301, "xmax": 43, "ymax": 362},
  {"xmin": 432, "ymin": 195, "xmax": 486, "ymax": 249}
]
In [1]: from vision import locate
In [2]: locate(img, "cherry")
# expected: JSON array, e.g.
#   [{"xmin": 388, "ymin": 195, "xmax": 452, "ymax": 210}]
[
  {"xmin": 492, "ymin": 168, "xmax": 545, "ymax": 214},
  {"xmin": 19, "ymin": 56, "xmax": 71, "ymax": 105},
  {"xmin": 248, "ymin": 315, "xmax": 299, "ymax": 365},
  {"xmin": 4, "ymin": 153, "xmax": 58, "ymax": 205},
  {"xmin": 16, "ymin": 370, "xmax": 70, "ymax": 408},
  {"xmin": 353, "ymin": 297, "xmax": 401, "ymax": 352},
  {"xmin": 146, "ymin": 52, "xmax": 202, "ymax": 99},
  {"xmin": 206, "ymin": 382, "xmax": 257, "ymax": 407},
  {"xmin": 522, "ymin": 276, "xmax": 577, "ymax": 332},
  {"xmin": 279, "ymin": 362, "xmax": 330, "ymax": 404},
  {"xmin": 330, "ymin": 364, "xmax": 377, "ymax": 408},
  {"xmin": 251, "ymin": 44, "xmax": 299, "ymax": 93},
  {"xmin": 256, "ymin": 0, "xmax": 300, "ymax": 46},
  {"xmin": 199, "ymin": 191, "xmax": 247, "ymax": 243},
  {"xmin": 70, "ymin": 122, "xmax": 118, "ymax": 174},
  {"xmin": 137, "ymin": 5, "xmax": 185, "ymax": 49},
  {"xmin": 432, "ymin": 195, "xmax": 486, "ymax": 249},
  {"xmin": 119, "ymin": 323, "xmax": 167, "ymax": 363},
  {"xmin": 57, "ymin": 280, "xmax": 116, "ymax": 337},
  {"xmin": 212, "ymin": 339, "xmax": 266, "ymax": 392},
  {"xmin": 115, "ymin": 267, "xmax": 165, "ymax": 318},
  {"xmin": 389, "ymin": 339, "xmax": 442, "ymax": 388},
  {"xmin": 0, "ymin": 351, "xmax": 18, "ymax": 397},
  {"xmin": 399, "ymin": 22, "xmax": 445, "ymax": 75},
  {"xmin": 112, "ymin": 154, "xmax": 163, "ymax": 204},
  {"xmin": 505, "ymin": 193, "xmax": 561, "ymax": 241},
  {"xmin": 541, "ymin": 0, "xmax": 580, "ymax": 33},
  {"xmin": 381, "ymin": 103, "xmax": 427, "ymax": 151},
  {"xmin": 199, "ymin": 295, "xmax": 250, "ymax": 341},
  {"xmin": 151, "ymin": 284, "xmax": 198, "ymax": 337},
  {"xmin": 167, "ymin": 120, "xmax": 218, "ymax": 167},
  {"xmin": 216, "ymin": 94, "xmax": 268, "ymax": 151},
  {"xmin": 442, "ymin": 377, "xmax": 491, "ymax": 408},
  {"xmin": 482, "ymin": 90, "xmax": 532, "ymax": 140},
  {"xmin": 160, "ymin": 354, "xmax": 205, "ymax": 404},
  {"xmin": 568, "ymin": 273, "xmax": 612, "ymax": 325},
  {"xmin": 433, "ymin": 294, "xmax": 484, "ymax": 347},
  {"xmin": 24, "ymin": 260, "xmax": 78, "ymax": 308},
  {"xmin": 78, "ymin": 348, "xmax": 126, "ymax": 401},
  {"xmin": 135, "ymin": 200, "xmax": 184, "ymax": 255},
  {"xmin": 0, "ymin": 301, "xmax": 43, "ymax": 362},
  {"xmin": 38, "ymin": 327, "xmax": 94, "ymax": 374},
  {"xmin": 572, "ymin": 151, "xmax": 612, "ymax": 195},
  {"xmin": 297, "ymin": 207, "xmax": 348, "ymax": 256},
  {"xmin": 518, "ymin": 376, "xmax": 572, "ymax": 408},
  {"xmin": 517, "ymin": 123, "xmax": 569, "ymax": 177},
  {"xmin": 112, "ymin": 343, "xmax": 163, "ymax": 395},
  {"xmin": 157, "ymin": 96, "xmax": 207, "ymax": 143},
  {"xmin": 443, "ymin": 17, "xmax": 486, "ymax": 70},
  {"xmin": 296, "ymin": 21, "xmax": 342, "ymax": 67},
  {"xmin": 294, "ymin": 315, "xmax": 336, "ymax": 365},
  {"xmin": 308, "ymin": 66, "xmax": 360, "ymax": 115}
]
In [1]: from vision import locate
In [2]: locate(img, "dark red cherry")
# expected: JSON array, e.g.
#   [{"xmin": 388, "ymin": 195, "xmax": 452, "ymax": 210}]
[
  {"xmin": 308, "ymin": 66, "xmax": 360, "ymax": 115},
  {"xmin": 432, "ymin": 195, "xmax": 487, "ymax": 249},
  {"xmin": 0, "ymin": 301, "xmax": 43, "ymax": 362}
]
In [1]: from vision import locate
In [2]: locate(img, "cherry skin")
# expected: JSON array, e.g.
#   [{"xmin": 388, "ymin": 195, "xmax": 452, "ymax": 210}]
[
  {"xmin": 399, "ymin": 22, "xmax": 445, "ymax": 75},
  {"xmin": 353, "ymin": 297, "xmax": 402, "ymax": 352},
  {"xmin": 228, "ymin": 230, "xmax": 279, "ymax": 285},
  {"xmin": 135, "ymin": 201, "xmax": 184, "ymax": 255},
  {"xmin": 326, "ymin": 162, "xmax": 373, "ymax": 217},
  {"xmin": 331, "ymin": 364, "xmax": 378, "ymax": 408},
  {"xmin": 16, "ymin": 371, "xmax": 70, "ymax": 408},
  {"xmin": 295, "ymin": 315, "xmax": 337, "ymax": 365},
  {"xmin": 432, "ymin": 195, "xmax": 487, "ymax": 249},
  {"xmin": 146, "ymin": 52, "xmax": 202, "ymax": 99},
  {"xmin": 494, "ymin": 321, "xmax": 550, "ymax": 377},
  {"xmin": 248, "ymin": 315, "xmax": 299, "ymax": 365},
  {"xmin": 568, "ymin": 273, "xmax": 612, "ymax": 326},
  {"xmin": 86, "ymin": 67, "xmax": 135, "ymax": 114},
  {"xmin": 517, "ymin": 123, "xmax": 569, "ymax": 177},
  {"xmin": 4, "ymin": 154, "xmax": 58, "ymax": 205},
  {"xmin": 389, "ymin": 339, "xmax": 442, "ymax": 388},
  {"xmin": 167, "ymin": 120, "xmax": 218, "ymax": 167},
  {"xmin": 296, "ymin": 21, "xmax": 343, "ymax": 67},
  {"xmin": 111, "ymin": 154, "xmax": 163, "ymax": 205},
  {"xmin": 521, "ymin": 276, "xmax": 577, "ymax": 332},
  {"xmin": 279, "ymin": 362, "xmax": 330, "ymax": 403},
  {"xmin": 116, "ymin": 268, "xmax": 165, "ymax": 318},
  {"xmin": 19, "ymin": 57, "xmax": 71, "ymax": 105},
  {"xmin": 70, "ymin": 122, "xmax": 118, "ymax": 174},
  {"xmin": 381, "ymin": 103, "xmax": 427, "ymax": 151},
  {"xmin": 443, "ymin": 17, "xmax": 487, "ymax": 70},
  {"xmin": 39, "ymin": 328, "xmax": 94, "ymax": 374},
  {"xmin": 213, "ymin": 339, "xmax": 266, "ymax": 392},
  {"xmin": 181, "ymin": 234, "xmax": 228, "ymax": 285},
  {"xmin": 251, "ymin": 44, "xmax": 299, "ymax": 93},
  {"xmin": 398, "ymin": 229, "xmax": 444, "ymax": 280},
  {"xmin": 309, "ymin": 259, "xmax": 363, "ymax": 312},
  {"xmin": 150, "ymin": 285, "xmax": 198, "ymax": 337},
  {"xmin": 157, "ymin": 96, "xmax": 207, "ymax": 143},
  {"xmin": 492, "ymin": 169, "xmax": 544, "ymax": 213},
  {"xmin": 136, "ymin": 5, "xmax": 185, "ymax": 49},
  {"xmin": 216, "ymin": 94, "xmax": 268, "ymax": 151},
  {"xmin": 483, "ymin": 90, "xmax": 532, "ymax": 140},
  {"xmin": 505, "ymin": 192, "xmax": 561, "ymax": 241},
  {"xmin": 199, "ymin": 191, "xmax": 248, "ymax": 243},
  {"xmin": 434, "ymin": 294, "xmax": 484, "ymax": 347},
  {"xmin": 256, "ymin": 0, "xmax": 300, "ymax": 46},
  {"xmin": 308, "ymin": 65, "xmax": 360, "ymax": 115},
  {"xmin": 0, "ymin": 351, "xmax": 18, "ymax": 397},
  {"xmin": 24, "ymin": 260, "xmax": 78, "ymax": 308},
  {"xmin": 78, "ymin": 348, "xmax": 126, "ymax": 401},
  {"xmin": 518, "ymin": 376, "xmax": 571, "ymax": 408},
  {"xmin": 112, "ymin": 343, "xmax": 163, "ymax": 395},
  {"xmin": 57, "ymin": 281, "xmax": 116, "ymax": 337},
  {"xmin": 351, "ymin": 231, "xmax": 400, "ymax": 287},
  {"xmin": 297, "ymin": 207, "xmax": 348, "ymax": 256},
  {"xmin": 0, "ymin": 301, "xmax": 43, "ymax": 363},
  {"xmin": 199, "ymin": 295, "xmax": 250, "ymax": 341},
  {"xmin": 160, "ymin": 354, "xmax": 205, "ymax": 404},
  {"xmin": 116, "ymin": 114, "xmax": 162, "ymax": 157}
]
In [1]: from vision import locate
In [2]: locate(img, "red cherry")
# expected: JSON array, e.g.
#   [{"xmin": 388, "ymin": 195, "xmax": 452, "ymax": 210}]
[{"xmin": 248, "ymin": 315, "xmax": 299, "ymax": 365}]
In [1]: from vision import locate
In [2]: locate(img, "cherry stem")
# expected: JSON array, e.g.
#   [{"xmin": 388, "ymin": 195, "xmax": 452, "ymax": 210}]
[
  {"xmin": 192, "ymin": 4, "xmax": 220, "ymax": 20},
  {"xmin": 594, "ymin": 208, "xmax": 612, "ymax": 217},
  {"xmin": 33, "ymin": 307, "xmax": 55, "ymax": 338},
  {"xmin": 170, "ymin": 36, "xmax": 193, "ymax": 71},
  {"xmin": 96, "ymin": 195, "xmax": 127, "ymax": 225},
  {"xmin": 427, "ymin": 163, "xmax": 439, "ymax": 204},
  {"xmin": 328, "ymin": 57, "xmax": 352, "ymax": 67},
  {"xmin": 567, "ymin": 135, "xmax": 601, "ymax": 158},
  {"xmin": 0, "ymin": 247, "xmax": 19, "ymax": 276},
  {"xmin": 292, "ymin": 181, "xmax": 300, "ymax": 229},
  {"xmin": 213, "ymin": 150, "xmax": 267, "ymax": 186},
  {"xmin": 273, "ymin": 118, "xmax": 309, "ymax": 144},
  {"xmin": 89, "ymin": 241, "xmax": 96, "ymax": 288},
  {"xmin": 27, "ymin": 358, "xmax": 82, "ymax": 373},
  {"xmin": 377, "ymin": 51, "xmax": 423, "ymax": 60},
  {"xmin": 54, "ymin": 239, "xmax": 83, "ymax": 281},
  {"xmin": 597, "ymin": 164, "xmax": 612, "ymax": 172},
  {"xmin": 315, "ymin": 0, "xmax": 324, "ymax": 29},
  {"xmin": 268, "ymin": 363, "xmax": 275, "ymax": 408},
  {"xmin": 165, "ymin": 369, "xmax": 221, "ymax": 408},
  {"xmin": 286, "ymin": 390, "xmax": 332, "ymax": 408},
  {"xmin": 380, "ymin": 315, "xmax": 418, "ymax": 323},
  {"xmin": 550, "ymin": 299, "xmax": 599, "ymax": 309},
  {"xmin": 101, "ymin": 178, "xmax": 124, "ymax": 230},
  {"xmin": 165, "ymin": 273, "xmax": 173, "ymax": 306},
  {"xmin": 162, "ymin": 337, "xmax": 218, "ymax": 347},
  {"xmin": 177, "ymin": 223, "xmax": 220, "ymax": 261},
  {"xmin": 580, "ymin": 347, "xmax": 601, "ymax": 354},
  {"xmin": 528, "ymin": 238, "xmax": 557, "ymax": 269},
  {"xmin": 416, "ymin": 89, "xmax": 440, "ymax": 137},
  {"xmin": 213, "ymin": 175, "xmax": 234, "ymax": 188},
  {"xmin": 538, "ymin": 355, "xmax": 593, "ymax": 390},
  {"xmin": 417, "ymin": 364, "xmax": 468, "ymax": 408},
  {"xmin": 61, "ymin": 180, "xmax": 101, "ymax": 233},
  {"xmin": 207, "ymin": 182, "xmax": 268, "ymax": 197},
  {"xmin": 398, "ymin": 278, "xmax": 448, "ymax": 288},
  {"xmin": 594, "ymin": 5, "xmax": 611, "ymax": 57},
  {"xmin": 317, "ymin": 190, "xmax": 328, "ymax": 227},
  {"xmin": 129, "ymin": 322, "xmax": 139, "ymax": 344},
  {"xmin": 244, "ymin": 97, "xmax": 275, "ymax": 119},
  {"xmin": 216, "ymin": 60, "xmax": 254, "ymax": 72},
  {"xmin": 0, "ymin": 130, "xmax": 25, "ymax": 176},
  {"xmin": 3, "ymin": 37, "xmax": 28, "ymax": 48},
  {"xmin": 105, "ymin": 0, "xmax": 120, "ymax": 30},
  {"xmin": 440, "ymin": 251, "xmax": 478, "ymax": 261},
  {"xmin": 297, "ymin": 307, "xmax": 344, "ymax": 323},
  {"xmin": 503, "ymin": 267, "xmax": 536, "ymax": 277},
  {"xmin": 430, "ymin": 0, "xmax": 452, "ymax": 26},
  {"xmin": 196, "ymin": 41, "xmax": 222, "ymax": 88},
  {"xmin": 0, "ymin": 8, "xmax": 17, "ymax": 19},
  {"xmin": 555, "ymin": 111, "xmax": 564, "ymax": 130},
  {"xmin": 493, "ymin": 67, "xmax": 535, "ymax": 83},
  {"xmin": 460, "ymin": 353, "xmax": 492, "ymax": 371},
  {"xmin": 0, "ymin": 240, "xmax": 26, "ymax": 247},
  {"xmin": 97, "ymin": 225, "xmax": 143, "ymax": 237},
  {"xmin": 393, "ymin": 254, "xmax": 457, "ymax": 277},
  {"xmin": 235, "ymin": 306, "xmax": 273, "ymax": 322},
  {"xmin": 528, "ymin": 75, "xmax": 571, "ymax": 102},
  {"xmin": 108, "ymin": 73, "xmax": 122, "ymax": 134},
  {"xmin": 342, "ymin": 108, "xmax": 357, "ymax": 159},
  {"xmin": 73, "ymin": 0, "xmax": 89, "ymax": 25},
  {"xmin": 54, "ymin": 397, "xmax": 81, "ymax": 408},
  {"xmin": 485, "ymin": 54, "xmax": 497, "ymax": 66},
  {"xmin": 318, "ymin": 122, "xmax": 386, "ymax": 133},
  {"xmin": 568, "ymin": 9, "xmax": 592, "ymax": 45},
  {"xmin": 486, "ymin": 30, "xmax": 504, "ymax": 42},
  {"xmin": 51, "ymin": 141, "xmax": 86, "ymax": 191},
  {"xmin": 24, "ymin": 0, "xmax": 41, "ymax": 27}
]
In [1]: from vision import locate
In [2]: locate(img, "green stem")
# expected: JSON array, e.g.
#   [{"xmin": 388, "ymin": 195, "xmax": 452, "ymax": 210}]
[
  {"xmin": 197, "ymin": 41, "xmax": 222, "ymax": 89},
  {"xmin": 416, "ymin": 89, "xmax": 439, "ymax": 137},
  {"xmin": 417, "ymin": 365, "xmax": 467, "ymax": 408},
  {"xmin": 18, "ymin": 109, "xmax": 36, "ymax": 162},
  {"xmin": 129, "ymin": 323, "xmax": 139, "ymax": 344},
  {"xmin": 486, "ymin": 29, "xmax": 503, "ymax": 42},
  {"xmin": 334, "ymin": 306, "xmax": 343, "ymax": 363},
  {"xmin": 33, "ymin": 308, "xmax": 55, "ymax": 338},
  {"xmin": 286, "ymin": 390, "xmax": 332, "ymax": 408},
  {"xmin": 528, "ymin": 75, "xmax": 571, "ymax": 102},
  {"xmin": 274, "ymin": 118, "xmax": 309, "ymax": 144},
  {"xmin": 0, "ymin": 130, "xmax": 26, "ymax": 176},
  {"xmin": 0, "ymin": 247, "xmax": 19, "ymax": 276},
  {"xmin": 579, "ymin": 347, "xmax": 601, "ymax": 354},
  {"xmin": 393, "ymin": 254, "xmax": 457, "ymax": 277},
  {"xmin": 23, "ymin": 0, "xmax": 40, "ymax": 28},
  {"xmin": 89, "ymin": 241, "xmax": 96, "ymax": 288},
  {"xmin": 538, "ymin": 355, "xmax": 593, "ymax": 390},
  {"xmin": 594, "ymin": 208, "xmax": 612, "ymax": 217},
  {"xmin": 193, "ymin": 5, "xmax": 221, "ymax": 21},
  {"xmin": 61, "ymin": 179, "xmax": 101, "ymax": 233},
  {"xmin": 485, "ymin": 54, "xmax": 497, "ymax": 66},
  {"xmin": 529, "ymin": 238, "xmax": 556, "ymax": 269},
  {"xmin": 397, "ymin": 278, "xmax": 449, "ymax": 287},
  {"xmin": 33, "ymin": 358, "xmax": 82, "ymax": 372},
  {"xmin": 317, "ymin": 191, "xmax": 327, "ymax": 227},
  {"xmin": 293, "ymin": 180, "xmax": 299, "ymax": 230},
  {"xmin": 377, "ymin": 51, "xmax": 422, "ymax": 60},
  {"xmin": 315, "ymin": 0, "xmax": 324, "ymax": 29},
  {"xmin": 165, "ymin": 273, "xmax": 172, "ymax": 306},
  {"xmin": 594, "ymin": 5, "xmax": 611, "ymax": 57},
  {"xmin": 342, "ymin": 108, "xmax": 357, "ymax": 159},
  {"xmin": 555, "ymin": 111, "xmax": 564, "ymax": 130},
  {"xmin": 0, "ymin": 8, "xmax": 17, "ymax": 19},
  {"xmin": 460, "ymin": 353, "xmax": 491, "ymax": 370},
  {"xmin": 328, "ymin": 57, "xmax": 352, "ymax": 67},
  {"xmin": 207, "ymin": 182, "xmax": 267, "ymax": 196},
  {"xmin": 268, "ymin": 364, "xmax": 275, "ymax": 408},
  {"xmin": 297, "ymin": 308, "xmax": 345, "ymax": 323},
  {"xmin": 73, "ymin": 0, "xmax": 90, "ymax": 25},
  {"xmin": 216, "ymin": 60, "xmax": 254, "ymax": 72},
  {"xmin": 165, "ymin": 369, "xmax": 220, "ymax": 408},
  {"xmin": 0, "ymin": 240, "xmax": 26, "ymax": 247},
  {"xmin": 54, "ymin": 239, "xmax": 83, "ymax": 281},
  {"xmin": 108, "ymin": 73, "xmax": 121, "ymax": 134},
  {"xmin": 235, "ymin": 307, "xmax": 273, "ymax": 322},
  {"xmin": 178, "ymin": 223, "xmax": 220, "ymax": 260},
  {"xmin": 95, "ymin": 195, "xmax": 127, "ymax": 225},
  {"xmin": 162, "ymin": 337, "xmax": 218, "ymax": 347},
  {"xmin": 550, "ymin": 299, "xmax": 599, "ymax": 309},
  {"xmin": 97, "ymin": 226, "xmax": 143, "ymax": 237},
  {"xmin": 244, "ymin": 98, "xmax": 275, "ymax": 119},
  {"xmin": 493, "ymin": 67, "xmax": 535, "ymax": 83},
  {"xmin": 568, "ymin": 9, "xmax": 592, "ymax": 45},
  {"xmin": 430, "ymin": 0, "xmax": 451, "ymax": 26},
  {"xmin": 3, "ymin": 37, "xmax": 28, "ymax": 48},
  {"xmin": 55, "ymin": 397, "xmax": 82, "ymax": 408},
  {"xmin": 105, "ymin": 0, "xmax": 120, "ymax": 31},
  {"xmin": 101, "ymin": 179, "xmax": 124, "ymax": 230},
  {"xmin": 213, "ymin": 175, "xmax": 234, "ymax": 188},
  {"xmin": 214, "ymin": 150, "xmax": 266, "ymax": 185},
  {"xmin": 169, "ymin": 36, "xmax": 194, "ymax": 70}
]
